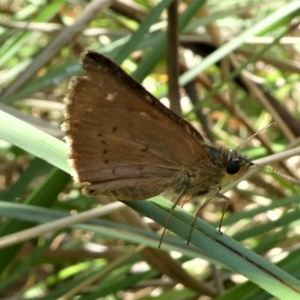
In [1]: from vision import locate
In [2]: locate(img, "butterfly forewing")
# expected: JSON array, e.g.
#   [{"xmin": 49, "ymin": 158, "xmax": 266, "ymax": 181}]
[{"xmin": 64, "ymin": 51, "xmax": 210, "ymax": 198}]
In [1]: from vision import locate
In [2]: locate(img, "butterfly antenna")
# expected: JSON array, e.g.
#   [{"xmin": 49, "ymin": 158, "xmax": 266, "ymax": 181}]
[
  {"xmin": 235, "ymin": 122, "xmax": 300, "ymax": 186},
  {"xmin": 235, "ymin": 122, "xmax": 276, "ymax": 151},
  {"xmin": 252, "ymin": 162, "xmax": 300, "ymax": 187}
]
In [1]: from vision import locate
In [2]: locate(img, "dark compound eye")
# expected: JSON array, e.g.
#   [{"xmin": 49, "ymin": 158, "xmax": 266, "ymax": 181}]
[{"xmin": 226, "ymin": 160, "xmax": 240, "ymax": 175}]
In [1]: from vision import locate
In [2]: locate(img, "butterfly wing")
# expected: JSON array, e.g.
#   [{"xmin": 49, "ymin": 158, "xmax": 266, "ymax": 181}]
[{"xmin": 64, "ymin": 51, "xmax": 210, "ymax": 199}]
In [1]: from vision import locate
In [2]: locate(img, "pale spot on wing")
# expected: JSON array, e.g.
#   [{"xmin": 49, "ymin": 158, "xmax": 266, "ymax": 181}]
[
  {"xmin": 140, "ymin": 111, "xmax": 150, "ymax": 120},
  {"xmin": 106, "ymin": 92, "xmax": 117, "ymax": 101}
]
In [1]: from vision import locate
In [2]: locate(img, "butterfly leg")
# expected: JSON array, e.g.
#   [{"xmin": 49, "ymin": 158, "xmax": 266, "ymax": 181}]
[
  {"xmin": 158, "ymin": 186, "xmax": 187, "ymax": 248},
  {"xmin": 187, "ymin": 187, "xmax": 229, "ymax": 245},
  {"xmin": 217, "ymin": 193, "xmax": 230, "ymax": 233}
]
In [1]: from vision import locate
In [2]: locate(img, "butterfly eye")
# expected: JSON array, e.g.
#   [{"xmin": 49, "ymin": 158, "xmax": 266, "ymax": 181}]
[{"xmin": 226, "ymin": 160, "xmax": 240, "ymax": 175}]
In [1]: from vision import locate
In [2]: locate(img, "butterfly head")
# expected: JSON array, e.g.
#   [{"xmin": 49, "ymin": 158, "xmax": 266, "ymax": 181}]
[{"xmin": 222, "ymin": 149, "xmax": 254, "ymax": 184}]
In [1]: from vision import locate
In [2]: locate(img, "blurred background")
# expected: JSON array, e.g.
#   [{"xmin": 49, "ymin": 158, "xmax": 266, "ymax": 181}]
[{"xmin": 0, "ymin": 0, "xmax": 300, "ymax": 299}]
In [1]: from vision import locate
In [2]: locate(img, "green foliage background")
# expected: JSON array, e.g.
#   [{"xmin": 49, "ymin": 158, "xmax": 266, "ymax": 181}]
[{"xmin": 0, "ymin": 0, "xmax": 300, "ymax": 299}]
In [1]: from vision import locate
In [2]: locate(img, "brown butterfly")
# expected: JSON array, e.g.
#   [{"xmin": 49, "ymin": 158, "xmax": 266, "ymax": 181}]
[{"xmin": 64, "ymin": 51, "xmax": 253, "ymax": 244}]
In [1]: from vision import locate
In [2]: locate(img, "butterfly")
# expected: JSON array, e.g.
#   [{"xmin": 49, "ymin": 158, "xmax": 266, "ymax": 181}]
[{"xmin": 64, "ymin": 51, "xmax": 254, "ymax": 244}]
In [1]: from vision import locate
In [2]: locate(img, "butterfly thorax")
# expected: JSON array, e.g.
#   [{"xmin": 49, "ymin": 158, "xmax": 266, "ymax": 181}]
[{"xmin": 170, "ymin": 144, "xmax": 253, "ymax": 199}]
